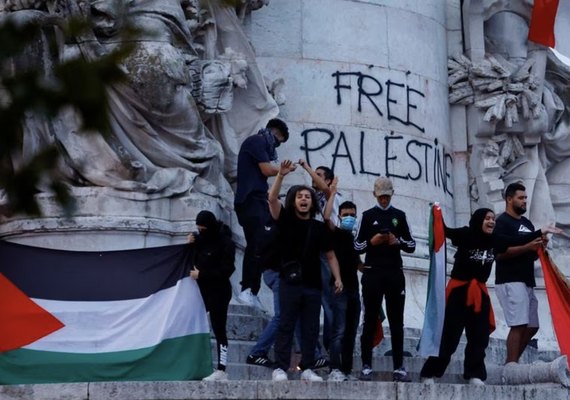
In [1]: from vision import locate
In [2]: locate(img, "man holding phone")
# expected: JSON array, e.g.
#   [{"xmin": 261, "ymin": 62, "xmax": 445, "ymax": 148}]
[{"xmin": 354, "ymin": 177, "xmax": 416, "ymax": 382}]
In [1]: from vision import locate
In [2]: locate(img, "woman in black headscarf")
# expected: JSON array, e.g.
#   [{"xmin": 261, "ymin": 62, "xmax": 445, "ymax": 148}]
[
  {"xmin": 419, "ymin": 208, "xmax": 508, "ymax": 385},
  {"xmin": 188, "ymin": 211, "xmax": 235, "ymax": 381}
]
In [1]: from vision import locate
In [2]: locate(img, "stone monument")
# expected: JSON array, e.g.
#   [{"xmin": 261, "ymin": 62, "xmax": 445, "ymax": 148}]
[
  {"xmin": 2, "ymin": 0, "xmax": 570, "ymax": 359},
  {"xmin": 0, "ymin": 0, "xmax": 278, "ymax": 253}
]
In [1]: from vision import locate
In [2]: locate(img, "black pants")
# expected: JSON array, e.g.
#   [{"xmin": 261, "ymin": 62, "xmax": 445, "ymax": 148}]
[
  {"xmin": 360, "ymin": 268, "xmax": 405, "ymax": 370},
  {"xmin": 200, "ymin": 281, "xmax": 232, "ymax": 371},
  {"xmin": 274, "ymin": 280, "xmax": 321, "ymax": 371},
  {"xmin": 420, "ymin": 285, "xmax": 491, "ymax": 381},
  {"xmin": 235, "ymin": 197, "xmax": 269, "ymax": 295}
]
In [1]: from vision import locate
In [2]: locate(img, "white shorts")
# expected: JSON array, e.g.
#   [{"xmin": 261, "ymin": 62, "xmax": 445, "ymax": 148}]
[{"xmin": 495, "ymin": 282, "xmax": 539, "ymax": 328}]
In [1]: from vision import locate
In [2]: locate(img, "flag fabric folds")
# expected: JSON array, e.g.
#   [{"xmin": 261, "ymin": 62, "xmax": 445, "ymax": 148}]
[
  {"xmin": 418, "ymin": 203, "xmax": 447, "ymax": 357},
  {"xmin": 0, "ymin": 240, "xmax": 212, "ymax": 384},
  {"xmin": 538, "ymin": 248, "xmax": 570, "ymax": 367},
  {"xmin": 528, "ymin": 0, "xmax": 560, "ymax": 47}
]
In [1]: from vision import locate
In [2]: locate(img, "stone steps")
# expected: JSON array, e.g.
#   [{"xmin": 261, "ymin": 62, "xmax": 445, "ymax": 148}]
[
  {"xmin": 215, "ymin": 304, "xmax": 559, "ymax": 370},
  {"xmin": 5, "ymin": 380, "xmax": 568, "ymax": 400}
]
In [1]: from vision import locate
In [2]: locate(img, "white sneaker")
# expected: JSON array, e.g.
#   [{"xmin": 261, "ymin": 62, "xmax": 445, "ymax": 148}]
[
  {"xmin": 238, "ymin": 289, "xmax": 264, "ymax": 311},
  {"xmin": 421, "ymin": 377, "xmax": 435, "ymax": 384},
  {"xmin": 272, "ymin": 368, "xmax": 288, "ymax": 382},
  {"xmin": 238, "ymin": 288, "xmax": 255, "ymax": 306},
  {"xmin": 202, "ymin": 369, "xmax": 228, "ymax": 381},
  {"xmin": 469, "ymin": 378, "xmax": 485, "ymax": 386},
  {"xmin": 328, "ymin": 369, "xmax": 347, "ymax": 382},
  {"xmin": 300, "ymin": 369, "xmax": 323, "ymax": 382}
]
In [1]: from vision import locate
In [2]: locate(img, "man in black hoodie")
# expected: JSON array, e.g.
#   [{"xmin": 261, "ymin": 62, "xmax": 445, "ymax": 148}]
[
  {"xmin": 354, "ymin": 177, "xmax": 416, "ymax": 382},
  {"xmin": 188, "ymin": 211, "xmax": 235, "ymax": 381}
]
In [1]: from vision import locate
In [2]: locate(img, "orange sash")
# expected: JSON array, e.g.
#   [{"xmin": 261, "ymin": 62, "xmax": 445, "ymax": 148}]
[{"xmin": 446, "ymin": 278, "xmax": 496, "ymax": 333}]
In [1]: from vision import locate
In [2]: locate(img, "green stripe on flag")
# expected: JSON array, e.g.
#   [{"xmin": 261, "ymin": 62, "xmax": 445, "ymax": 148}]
[{"xmin": 0, "ymin": 334, "xmax": 212, "ymax": 385}]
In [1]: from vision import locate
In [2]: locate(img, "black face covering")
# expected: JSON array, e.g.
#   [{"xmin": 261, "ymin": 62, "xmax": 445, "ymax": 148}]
[{"xmin": 195, "ymin": 210, "xmax": 219, "ymax": 242}]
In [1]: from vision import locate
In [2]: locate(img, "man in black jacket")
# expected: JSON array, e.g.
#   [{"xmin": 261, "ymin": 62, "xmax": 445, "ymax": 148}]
[{"xmin": 354, "ymin": 177, "xmax": 416, "ymax": 382}]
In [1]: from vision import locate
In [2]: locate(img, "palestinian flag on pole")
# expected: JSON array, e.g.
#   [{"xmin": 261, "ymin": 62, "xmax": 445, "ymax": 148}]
[
  {"xmin": 0, "ymin": 240, "xmax": 212, "ymax": 385},
  {"xmin": 418, "ymin": 203, "xmax": 446, "ymax": 357},
  {"xmin": 538, "ymin": 248, "xmax": 570, "ymax": 367}
]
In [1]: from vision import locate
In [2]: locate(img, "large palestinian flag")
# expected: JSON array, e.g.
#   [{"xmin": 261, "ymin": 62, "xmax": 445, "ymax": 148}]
[
  {"xmin": 0, "ymin": 240, "xmax": 212, "ymax": 384},
  {"xmin": 418, "ymin": 203, "xmax": 446, "ymax": 357}
]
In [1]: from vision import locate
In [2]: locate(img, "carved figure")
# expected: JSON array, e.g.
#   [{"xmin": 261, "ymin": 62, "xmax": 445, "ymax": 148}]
[
  {"xmin": 2, "ymin": 0, "xmax": 278, "ymax": 199},
  {"xmin": 453, "ymin": 2, "xmax": 570, "ymax": 247}
]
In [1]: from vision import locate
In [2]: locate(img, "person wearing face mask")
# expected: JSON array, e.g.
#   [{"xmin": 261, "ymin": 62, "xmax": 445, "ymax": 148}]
[
  {"xmin": 234, "ymin": 118, "xmax": 296, "ymax": 311},
  {"xmin": 354, "ymin": 177, "xmax": 416, "ymax": 382},
  {"xmin": 323, "ymin": 177, "xmax": 363, "ymax": 382},
  {"xmin": 187, "ymin": 211, "xmax": 236, "ymax": 381}
]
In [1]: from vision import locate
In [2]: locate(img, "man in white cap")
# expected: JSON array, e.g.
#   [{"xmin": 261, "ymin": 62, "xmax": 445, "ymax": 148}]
[{"xmin": 354, "ymin": 177, "xmax": 416, "ymax": 382}]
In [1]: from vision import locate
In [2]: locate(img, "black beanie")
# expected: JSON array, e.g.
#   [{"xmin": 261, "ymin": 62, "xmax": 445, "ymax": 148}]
[{"xmin": 196, "ymin": 210, "xmax": 217, "ymax": 230}]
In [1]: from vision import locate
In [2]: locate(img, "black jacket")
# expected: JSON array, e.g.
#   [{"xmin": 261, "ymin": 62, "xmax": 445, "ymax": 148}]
[
  {"xmin": 354, "ymin": 205, "xmax": 415, "ymax": 269},
  {"xmin": 190, "ymin": 224, "xmax": 235, "ymax": 285}
]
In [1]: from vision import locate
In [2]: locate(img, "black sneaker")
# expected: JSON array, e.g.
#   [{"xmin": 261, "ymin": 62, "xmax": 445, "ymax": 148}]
[
  {"xmin": 312, "ymin": 357, "xmax": 329, "ymax": 369},
  {"xmin": 246, "ymin": 354, "xmax": 274, "ymax": 368}
]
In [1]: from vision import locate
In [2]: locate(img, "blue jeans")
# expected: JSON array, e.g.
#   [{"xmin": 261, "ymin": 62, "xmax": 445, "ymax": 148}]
[
  {"xmin": 329, "ymin": 288, "xmax": 361, "ymax": 373},
  {"xmin": 250, "ymin": 270, "xmax": 280, "ymax": 357}
]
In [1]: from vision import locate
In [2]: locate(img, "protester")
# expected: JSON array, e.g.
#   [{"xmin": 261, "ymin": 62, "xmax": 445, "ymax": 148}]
[
  {"xmin": 297, "ymin": 160, "xmax": 336, "ymax": 366},
  {"xmin": 354, "ymin": 177, "xmax": 416, "ymax": 382},
  {"xmin": 494, "ymin": 182, "xmax": 562, "ymax": 363},
  {"xmin": 323, "ymin": 178, "xmax": 363, "ymax": 382},
  {"xmin": 234, "ymin": 118, "xmax": 295, "ymax": 310},
  {"xmin": 268, "ymin": 160, "xmax": 343, "ymax": 382},
  {"xmin": 419, "ymin": 208, "xmax": 503, "ymax": 385},
  {"xmin": 188, "ymin": 211, "xmax": 236, "ymax": 381}
]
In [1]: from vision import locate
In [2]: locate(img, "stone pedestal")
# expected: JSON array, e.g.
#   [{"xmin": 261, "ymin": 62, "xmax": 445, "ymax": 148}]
[{"xmin": 0, "ymin": 187, "xmax": 234, "ymax": 251}]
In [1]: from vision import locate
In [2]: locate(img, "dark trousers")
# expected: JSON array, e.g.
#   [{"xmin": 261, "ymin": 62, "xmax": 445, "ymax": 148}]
[
  {"xmin": 330, "ymin": 288, "xmax": 361, "ymax": 374},
  {"xmin": 420, "ymin": 285, "xmax": 491, "ymax": 381},
  {"xmin": 235, "ymin": 197, "xmax": 269, "ymax": 294},
  {"xmin": 274, "ymin": 280, "xmax": 321, "ymax": 371},
  {"xmin": 200, "ymin": 281, "xmax": 232, "ymax": 371},
  {"xmin": 360, "ymin": 268, "xmax": 406, "ymax": 370}
]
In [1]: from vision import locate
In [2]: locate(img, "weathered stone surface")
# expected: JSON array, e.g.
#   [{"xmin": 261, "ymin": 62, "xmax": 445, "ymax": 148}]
[
  {"xmin": 3, "ymin": 381, "xmax": 570, "ymax": 400},
  {"xmin": 0, "ymin": 384, "xmax": 88, "ymax": 400},
  {"xmin": 500, "ymin": 357, "xmax": 570, "ymax": 388}
]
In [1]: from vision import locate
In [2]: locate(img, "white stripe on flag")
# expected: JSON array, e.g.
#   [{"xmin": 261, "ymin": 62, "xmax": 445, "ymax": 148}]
[{"xmin": 25, "ymin": 277, "xmax": 209, "ymax": 353}]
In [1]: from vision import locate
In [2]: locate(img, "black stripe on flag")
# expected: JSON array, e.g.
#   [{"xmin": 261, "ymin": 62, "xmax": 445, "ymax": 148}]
[{"xmin": 0, "ymin": 241, "xmax": 193, "ymax": 301}]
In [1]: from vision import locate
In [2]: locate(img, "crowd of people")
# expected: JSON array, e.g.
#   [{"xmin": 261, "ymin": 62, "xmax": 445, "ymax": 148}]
[{"xmin": 190, "ymin": 118, "xmax": 562, "ymax": 383}]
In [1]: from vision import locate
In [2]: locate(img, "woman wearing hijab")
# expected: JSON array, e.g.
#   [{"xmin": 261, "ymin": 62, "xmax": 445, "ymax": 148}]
[
  {"xmin": 419, "ymin": 208, "xmax": 509, "ymax": 385},
  {"xmin": 188, "ymin": 210, "xmax": 235, "ymax": 381}
]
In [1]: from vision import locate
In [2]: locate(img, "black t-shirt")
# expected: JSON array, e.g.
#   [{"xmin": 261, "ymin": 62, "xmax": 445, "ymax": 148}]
[
  {"xmin": 445, "ymin": 226, "xmax": 505, "ymax": 283},
  {"xmin": 277, "ymin": 210, "xmax": 332, "ymax": 289},
  {"xmin": 331, "ymin": 228, "xmax": 360, "ymax": 292},
  {"xmin": 494, "ymin": 213, "xmax": 539, "ymax": 287},
  {"xmin": 234, "ymin": 134, "xmax": 271, "ymax": 205}
]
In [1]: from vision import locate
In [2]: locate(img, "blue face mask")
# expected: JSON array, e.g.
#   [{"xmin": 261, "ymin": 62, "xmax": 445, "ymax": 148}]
[{"xmin": 340, "ymin": 216, "xmax": 356, "ymax": 231}]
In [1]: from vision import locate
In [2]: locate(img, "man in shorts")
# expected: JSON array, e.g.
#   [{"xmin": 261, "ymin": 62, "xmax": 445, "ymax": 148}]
[{"xmin": 494, "ymin": 182, "xmax": 557, "ymax": 363}]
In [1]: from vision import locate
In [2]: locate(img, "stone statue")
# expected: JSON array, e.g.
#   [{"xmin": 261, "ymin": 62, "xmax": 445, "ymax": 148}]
[
  {"xmin": 450, "ymin": 1, "xmax": 570, "ymax": 249},
  {"xmin": 2, "ymin": 0, "xmax": 278, "ymax": 201}
]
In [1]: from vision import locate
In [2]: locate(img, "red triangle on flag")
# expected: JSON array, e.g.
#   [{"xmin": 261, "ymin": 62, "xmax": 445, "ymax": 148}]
[{"xmin": 0, "ymin": 272, "xmax": 64, "ymax": 352}]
